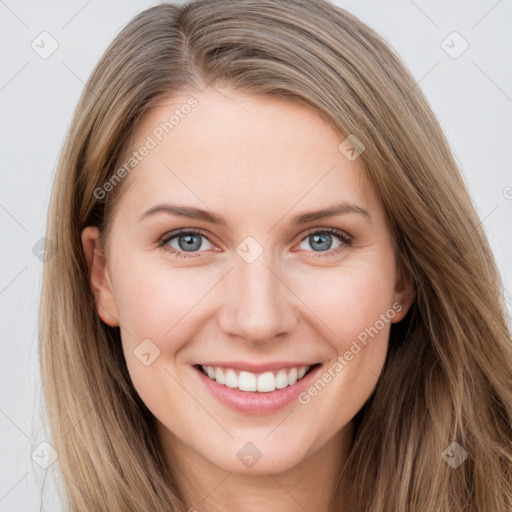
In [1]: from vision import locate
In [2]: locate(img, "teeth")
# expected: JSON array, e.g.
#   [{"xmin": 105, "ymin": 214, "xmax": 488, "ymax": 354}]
[
  {"xmin": 257, "ymin": 371, "xmax": 275, "ymax": 392},
  {"xmin": 215, "ymin": 367, "xmax": 225, "ymax": 385},
  {"xmin": 200, "ymin": 365, "xmax": 311, "ymax": 392},
  {"xmin": 275, "ymin": 369, "xmax": 288, "ymax": 389},
  {"xmin": 239, "ymin": 371, "xmax": 257, "ymax": 392},
  {"xmin": 225, "ymin": 369, "xmax": 238, "ymax": 388}
]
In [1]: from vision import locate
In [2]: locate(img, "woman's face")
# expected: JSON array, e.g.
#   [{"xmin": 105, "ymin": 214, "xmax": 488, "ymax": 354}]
[{"xmin": 82, "ymin": 86, "xmax": 414, "ymax": 476}]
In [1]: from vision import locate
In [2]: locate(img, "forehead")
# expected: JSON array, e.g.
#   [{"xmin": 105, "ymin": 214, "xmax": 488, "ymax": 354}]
[{"xmin": 114, "ymin": 87, "xmax": 378, "ymax": 223}]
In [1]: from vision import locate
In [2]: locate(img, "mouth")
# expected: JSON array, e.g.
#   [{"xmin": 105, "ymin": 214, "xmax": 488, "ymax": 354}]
[
  {"xmin": 192, "ymin": 362, "xmax": 322, "ymax": 415},
  {"xmin": 194, "ymin": 363, "xmax": 319, "ymax": 392}
]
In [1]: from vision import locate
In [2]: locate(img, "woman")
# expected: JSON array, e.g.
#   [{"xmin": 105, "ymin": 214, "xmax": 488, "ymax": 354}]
[{"xmin": 39, "ymin": 0, "xmax": 512, "ymax": 510}]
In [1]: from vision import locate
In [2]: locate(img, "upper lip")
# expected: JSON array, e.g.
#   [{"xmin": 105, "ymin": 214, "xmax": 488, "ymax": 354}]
[{"xmin": 194, "ymin": 361, "xmax": 320, "ymax": 373}]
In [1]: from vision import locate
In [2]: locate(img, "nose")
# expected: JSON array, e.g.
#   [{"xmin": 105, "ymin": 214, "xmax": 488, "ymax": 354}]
[{"xmin": 218, "ymin": 256, "xmax": 299, "ymax": 345}]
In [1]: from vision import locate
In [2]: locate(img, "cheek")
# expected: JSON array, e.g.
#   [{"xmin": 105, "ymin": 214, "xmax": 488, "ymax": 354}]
[
  {"xmin": 290, "ymin": 256, "xmax": 396, "ymax": 346},
  {"xmin": 290, "ymin": 256, "xmax": 396, "ymax": 414},
  {"xmin": 112, "ymin": 244, "xmax": 397, "ymax": 359},
  {"xmin": 110, "ymin": 255, "xmax": 220, "ymax": 404},
  {"xmin": 111, "ymin": 253, "xmax": 206, "ymax": 338},
  {"xmin": 110, "ymin": 256, "xmax": 194, "ymax": 425}
]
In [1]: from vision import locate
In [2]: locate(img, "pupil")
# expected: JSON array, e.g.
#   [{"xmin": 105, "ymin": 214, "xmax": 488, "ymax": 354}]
[
  {"xmin": 311, "ymin": 233, "xmax": 331, "ymax": 251},
  {"xmin": 179, "ymin": 234, "xmax": 201, "ymax": 252}
]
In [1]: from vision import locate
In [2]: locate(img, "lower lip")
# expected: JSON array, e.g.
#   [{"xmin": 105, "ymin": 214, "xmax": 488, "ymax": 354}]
[{"xmin": 194, "ymin": 364, "xmax": 322, "ymax": 415}]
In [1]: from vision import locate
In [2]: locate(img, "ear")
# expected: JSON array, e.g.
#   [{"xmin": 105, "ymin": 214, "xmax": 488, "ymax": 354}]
[
  {"xmin": 81, "ymin": 226, "xmax": 119, "ymax": 327},
  {"xmin": 391, "ymin": 263, "xmax": 416, "ymax": 323}
]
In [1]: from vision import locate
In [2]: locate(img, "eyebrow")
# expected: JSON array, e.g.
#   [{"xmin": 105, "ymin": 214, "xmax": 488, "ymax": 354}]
[
  {"xmin": 291, "ymin": 202, "xmax": 371, "ymax": 224},
  {"xmin": 137, "ymin": 201, "xmax": 371, "ymax": 226}
]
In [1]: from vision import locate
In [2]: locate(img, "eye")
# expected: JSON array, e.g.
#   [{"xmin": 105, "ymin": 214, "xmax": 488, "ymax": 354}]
[
  {"xmin": 295, "ymin": 228, "xmax": 352, "ymax": 256},
  {"xmin": 158, "ymin": 227, "xmax": 353, "ymax": 259},
  {"xmin": 158, "ymin": 229, "xmax": 216, "ymax": 258}
]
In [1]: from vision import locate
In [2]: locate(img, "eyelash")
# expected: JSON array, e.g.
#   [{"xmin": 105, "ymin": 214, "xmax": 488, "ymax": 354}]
[{"xmin": 157, "ymin": 227, "xmax": 353, "ymax": 259}]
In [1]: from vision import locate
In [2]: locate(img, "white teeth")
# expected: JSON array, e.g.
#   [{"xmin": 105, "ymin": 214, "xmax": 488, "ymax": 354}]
[
  {"xmin": 215, "ymin": 367, "xmax": 225, "ymax": 385},
  {"xmin": 200, "ymin": 364, "xmax": 311, "ymax": 392},
  {"xmin": 257, "ymin": 371, "xmax": 275, "ymax": 392},
  {"xmin": 275, "ymin": 369, "xmax": 288, "ymax": 389},
  {"xmin": 225, "ymin": 369, "xmax": 238, "ymax": 388},
  {"xmin": 238, "ymin": 371, "xmax": 257, "ymax": 391}
]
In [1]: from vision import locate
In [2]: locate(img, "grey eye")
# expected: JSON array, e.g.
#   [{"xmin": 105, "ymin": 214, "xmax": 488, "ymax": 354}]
[
  {"xmin": 299, "ymin": 232, "xmax": 343, "ymax": 252},
  {"xmin": 165, "ymin": 232, "xmax": 213, "ymax": 253}
]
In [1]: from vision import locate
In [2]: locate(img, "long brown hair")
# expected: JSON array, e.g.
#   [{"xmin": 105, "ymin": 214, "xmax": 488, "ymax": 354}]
[{"xmin": 39, "ymin": 0, "xmax": 512, "ymax": 510}]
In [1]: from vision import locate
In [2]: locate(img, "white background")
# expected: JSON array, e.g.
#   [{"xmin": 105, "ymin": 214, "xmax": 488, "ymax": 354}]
[{"xmin": 1, "ymin": 0, "xmax": 511, "ymax": 509}]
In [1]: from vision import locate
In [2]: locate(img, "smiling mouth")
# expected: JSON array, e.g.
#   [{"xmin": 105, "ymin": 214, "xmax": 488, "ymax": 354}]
[{"xmin": 194, "ymin": 363, "xmax": 320, "ymax": 393}]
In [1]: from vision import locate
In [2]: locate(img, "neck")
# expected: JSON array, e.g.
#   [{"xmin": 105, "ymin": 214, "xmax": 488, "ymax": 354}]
[{"xmin": 158, "ymin": 421, "xmax": 354, "ymax": 512}]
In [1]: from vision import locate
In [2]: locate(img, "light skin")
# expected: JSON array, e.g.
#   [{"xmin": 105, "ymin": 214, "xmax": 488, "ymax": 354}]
[{"xmin": 82, "ymin": 86, "xmax": 415, "ymax": 512}]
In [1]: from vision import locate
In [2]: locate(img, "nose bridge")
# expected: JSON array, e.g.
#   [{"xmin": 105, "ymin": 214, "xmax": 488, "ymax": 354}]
[{"xmin": 219, "ymin": 253, "xmax": 298, "ymax": 344}]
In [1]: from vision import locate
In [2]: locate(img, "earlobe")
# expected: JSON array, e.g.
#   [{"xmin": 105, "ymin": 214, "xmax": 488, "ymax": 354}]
[
  {"xmin": 81, "ymin": 226, "xmax": 119, "ymax": 327},
  {"xmin": 391, "ymin": 264, "xmax": 416, "ymax": 323}
]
